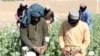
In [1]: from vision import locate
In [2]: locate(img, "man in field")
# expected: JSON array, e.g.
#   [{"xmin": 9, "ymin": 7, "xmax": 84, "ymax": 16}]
[
  {"xmin": 43, "ymin": 5, "xmax": 55, "ymax": 28},
  {"xmin": 79, "ymin": 3, "xmax": 92, "ymax": 31},
  {"xmin": 20, "ymin": 3, "xmax": 49, "ymax": 56},
  {"xmin": 59, "ymin": 10, "xmax": 90, "ymax": 56},
  {"xmin": 15, "ymin": 2, "xmax": 28, "ymax": 28}
]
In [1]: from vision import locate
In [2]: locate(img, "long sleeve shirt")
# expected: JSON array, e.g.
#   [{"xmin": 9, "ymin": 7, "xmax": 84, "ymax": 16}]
[
  {"xmin": 79, "ymin": 9, "xmax": 92, "ymax": 31},
  {"xmin": 20, "ymin": 18, "xmax": 48, "ymax": 49},
  {"xmin": 44, "ymin": 9, "xmax": 54, "ymax": 23},
  {"xmin": 59, "ymin": 20, "xmax": 90, "ymax": 52}
]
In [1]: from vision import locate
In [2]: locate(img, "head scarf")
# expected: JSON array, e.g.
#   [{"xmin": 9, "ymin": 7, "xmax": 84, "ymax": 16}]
[{"xmin": 21, "ymin": 3, "xmax": 44, "ymax": 26}]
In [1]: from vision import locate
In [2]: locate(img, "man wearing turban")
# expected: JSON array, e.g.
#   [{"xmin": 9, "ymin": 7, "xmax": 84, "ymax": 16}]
[{"xmin": 20, "ymin": 3, "xmax": 49, "ymax": 56}]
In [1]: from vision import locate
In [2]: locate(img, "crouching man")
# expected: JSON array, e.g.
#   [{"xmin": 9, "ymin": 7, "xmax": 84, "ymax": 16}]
[
  {"xmin": 20, "ymin": 3, "xmax": 49, "ymax": 56},
  {"xmin": 59, "ymin": 10, "xmax": 90, "ymax": 56}
]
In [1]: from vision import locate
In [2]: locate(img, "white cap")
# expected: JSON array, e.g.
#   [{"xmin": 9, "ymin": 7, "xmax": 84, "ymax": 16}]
[
  {"xmin": 68, "ymin": 10, "xmax": 79, "ymax": 20},
  {"xmin": 20, "ymin": 2, "xmax": 27, "ymax": 6},
  {"xmin": 80, "ymin": 3, "xmax": 87, "ymax": 8},
  {"xmin": 45, "ymin": 5, "xmax": 50, "ymax": 10}
]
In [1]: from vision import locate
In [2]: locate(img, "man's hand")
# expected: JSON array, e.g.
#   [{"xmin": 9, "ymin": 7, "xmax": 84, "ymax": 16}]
[
  {"xmin": 33, "ymin": 45, "xmax": 47, "ymax": 54},
  {"xmin": 40, "ymin": 45, "xmax": 47, "ymax": 54},
  {"xmin": 61, "ymin": 48, "xmax": 71, "ymax": 56},
  {"xmin": 33, "ymin": 46, "xmax": 42, "ymax": 54}
]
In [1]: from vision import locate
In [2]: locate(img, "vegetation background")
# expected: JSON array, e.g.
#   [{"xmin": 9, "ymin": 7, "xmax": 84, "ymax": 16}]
[{"xmin": 0, "ymin": 0, "xmax": 100, "ymax": 56}]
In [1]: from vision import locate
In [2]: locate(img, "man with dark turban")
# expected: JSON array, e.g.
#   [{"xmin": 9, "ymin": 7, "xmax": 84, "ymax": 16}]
[{"xmin": 20, "ymin": 3, "xmax": 49, "ymax": 56}]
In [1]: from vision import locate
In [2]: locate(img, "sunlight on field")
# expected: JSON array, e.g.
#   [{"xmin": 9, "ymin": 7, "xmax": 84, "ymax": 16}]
[{"xmin": 0, "ymin": 0, "xmax": 100, "ymax": 26}]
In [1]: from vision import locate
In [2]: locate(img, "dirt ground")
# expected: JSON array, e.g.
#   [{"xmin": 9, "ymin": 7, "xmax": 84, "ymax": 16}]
[{"xmin": 0, "ymin": 0, "xmax": 100, "ymax": 26}]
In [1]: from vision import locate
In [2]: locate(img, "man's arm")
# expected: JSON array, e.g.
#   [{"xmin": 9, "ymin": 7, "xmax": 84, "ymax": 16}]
[
  {"xmin": 59, "ymin": 23, "xmax": 65, "ymax": 48},
  {"xmin": 50, "ymin": 11, "xmax": 55, "ymax": 23},
  {"xmin": 42, "ymin": 18, "xmax": 49, "ymax": 45},
  {"xmin": 20, "ymin": 23, "xmax": 35, "ymax": 49},
  {"xmin": 59, "ymin": 23, "xmax": 71, "ymax": 56},
  {"xmin": 86, "ymin": 11, "xmax": 92, "ymax": 30},
  {"xmin": 80, "ymin": 23, "xmax": 90, "ymax": 53}
]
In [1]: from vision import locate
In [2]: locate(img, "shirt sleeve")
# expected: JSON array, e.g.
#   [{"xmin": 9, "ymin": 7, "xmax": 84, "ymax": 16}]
[
  {"xmin": 86, "ymin": 11, "xmax": 92, "ymax": 30},
  {"xmin": 42, "ymin": 19, "xmax": 49, "ymax": 45},
  {"xmin": 50, "ymin": 11, "xmax": 55, "ymax": 23},
  {"xmin": 20, "ymin": 23, "xmax": 34, "ymax": 49},
  {"xmin": 59, "ymin": 22, "xmax": 65, "ymax": 48},
  {"xmin": 80, "ymin": 23, "xmax": 90, "ymax": 52}
]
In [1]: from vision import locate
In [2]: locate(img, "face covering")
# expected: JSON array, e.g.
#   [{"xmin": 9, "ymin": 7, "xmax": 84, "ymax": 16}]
[
  {"xmin": 68, "ymin": 16, "xmax": 79, "ymax": 27},
  {"xmin": 80, "ymin": 6, "xmax": 87, "ymax": 12}
]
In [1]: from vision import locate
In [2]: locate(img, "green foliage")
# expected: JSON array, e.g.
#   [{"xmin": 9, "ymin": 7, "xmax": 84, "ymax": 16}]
[
  {"xmin": 87, "ymin": 14, "xmax": 100, "ymax": 56},
  {"xmin": 43, "ymin": 19, "xmax": 64, "ymax": 56},
  {"xmin": 0, "ymin": 14, "xmax": 100, "ymax": 56},
  {"xmin": 0, "ymin": 24, "xmax": 20, "ymax": 56}
]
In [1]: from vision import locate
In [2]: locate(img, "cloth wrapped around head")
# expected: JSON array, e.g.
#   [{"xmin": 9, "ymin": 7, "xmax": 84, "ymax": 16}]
[{"xmin": 21, "ymin": 3, "xmax": 44, "ymax": 26}]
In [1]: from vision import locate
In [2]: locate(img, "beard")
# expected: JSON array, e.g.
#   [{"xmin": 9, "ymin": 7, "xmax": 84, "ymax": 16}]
[
  {"xmin": 31, "ymin": 18, "xmax": 40, "ymax": 25},
  {"xmin": 80, "ymin": 6, "xmax": 87, "ymax": 12},
  {"xmin": 68, "ymin": 16, "xmax": 79, "ymax": 27}
]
